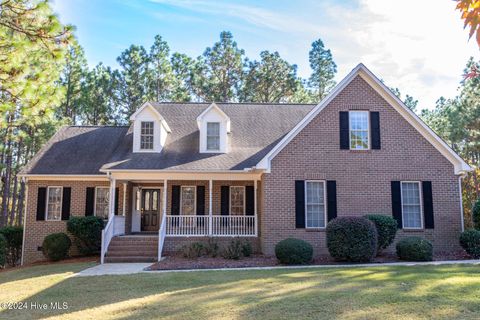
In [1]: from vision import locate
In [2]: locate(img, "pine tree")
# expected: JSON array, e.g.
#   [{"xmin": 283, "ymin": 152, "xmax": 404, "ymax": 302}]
[{"xmin": 308, "ymin": 39, "xmax": 337, "ymax": 102}]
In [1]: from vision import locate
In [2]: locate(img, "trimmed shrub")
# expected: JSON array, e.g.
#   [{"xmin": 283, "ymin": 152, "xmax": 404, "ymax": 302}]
[
  {"xmin": 42, "ymin": 233, "xmax": 71, "ymax": 261},
  {"xmin": 326, "ymin": 217, "xmax": 378, "ymax": 262},
  {"xmin": 66, "ymin": 216, "xmax": 104, "ymax": 255},
  {"xmin": 460, "ymin": 229, "xmax": 480, "ymax": 258},
  {"xmin": 275, "ymin": 238, "xmax": 313, "ymax": 265},
  {"xmin": 241, "ymin": 240, "xmax": 252, "ymax": 257},
  {"xmin": 396, "ymin": 237, "xmax": 433, "ymax": 261},
  {"xmin": 365, "ymin": 214, "xmax": 398, "ymax": 253},
  {"xmin": 0, "ymin": 234, "xmax": 6, "ymax": 268},
  {"xmin": 473, "ymin": 198, "xmax": 480, "ymax": 230},
  {"xmin": 223, "ymin": 238, "xmax": 243, "ymax": 260},
  {"xmin": 0, "ymin": 226, "xmax": 23, "ymax": 266},
  {"xmin": 181, "ymin": 242, "xmax": 205, "ymax": 259}
]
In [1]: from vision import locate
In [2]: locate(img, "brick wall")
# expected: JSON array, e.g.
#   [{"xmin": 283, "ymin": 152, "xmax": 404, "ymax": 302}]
[{"xmin": 261, "ymin": 75, "xmax": 462, "ymax": 256}]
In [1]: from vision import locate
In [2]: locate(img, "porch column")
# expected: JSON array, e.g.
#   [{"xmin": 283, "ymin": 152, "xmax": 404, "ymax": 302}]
[
  {"xmin": 209, "ymin": 179, "xmax": 213, "ymax": 235},
  {"xmin": 163, "ymin": 179, "xmax": 168, "ymax": 218},
  {"xmin": 109, "ymin": 177, "xmax": 116, "ymax": 219},
  {"xmin": 254, "ymin": 179, "xmax": 258, "ymax": 237},
  {"xmin": 122, "ymin": 182, "xmax": 127, "ymax": 216}
]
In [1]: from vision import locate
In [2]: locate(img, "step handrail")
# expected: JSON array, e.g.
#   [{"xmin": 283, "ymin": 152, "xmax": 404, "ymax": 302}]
[
  {"xmin": 158, "ymin": 213, "xmax": 167, "ymax": 261},
  {"xmin": 100, "ymin": 216, "xmax": 114, "ymax": 264}
]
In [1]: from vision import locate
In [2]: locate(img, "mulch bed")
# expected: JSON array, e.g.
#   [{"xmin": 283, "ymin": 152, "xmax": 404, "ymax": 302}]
[{"xmin": 147, "ymin": 251, "xmax": 473, "ymax": 271}]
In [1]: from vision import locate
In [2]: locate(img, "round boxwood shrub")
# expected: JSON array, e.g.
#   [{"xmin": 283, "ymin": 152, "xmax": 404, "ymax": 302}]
[
  {"xmin": 0, "ymin": 234, "xmax": 7, "ymax": 267},
  {"xmin": 67, "ymin": 216, "xmax": 104, "ymax": 255},
  {"xmin": 275, "ymin": 238, "xmax": 313, "ymax": 265},
  {"xmin": 473, "ymin": 198, "xmax": 480, "ymax": 230},
  {"xmin": 42, "ymin": 233, "xmax": 71, "ymax": 261},
  {"xmin": 365, "ymin": 214, "xmax": 398, "ymax": 253},
  {"xmin": 326, "ymin": 217, "xmax": 378, "ymax": 262},
  {"xmin": 460, "ymin": 229, "xmax": 480, "ymax": 258},
  {"xmin": 396, "ymin": 237, "xmax": 433, "ymax": 261}
]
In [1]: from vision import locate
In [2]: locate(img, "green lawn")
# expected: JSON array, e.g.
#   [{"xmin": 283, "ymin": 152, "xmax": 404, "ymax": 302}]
[{"xmin": 1, "ymin": 263, "xmax": 480, "ymax": 319}]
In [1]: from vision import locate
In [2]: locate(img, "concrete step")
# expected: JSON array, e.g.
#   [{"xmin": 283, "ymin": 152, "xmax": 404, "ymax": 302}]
[
  {"xmin": 106, "ymin": 250, "xmax": 157, "ymax": 257},
  {"xmin": 104, "ymin": 256, "xmax": 157, "ymax": 263},
  {"xmin": 108, "ymin": 244, "xmax": 157, "ymax": 251}
]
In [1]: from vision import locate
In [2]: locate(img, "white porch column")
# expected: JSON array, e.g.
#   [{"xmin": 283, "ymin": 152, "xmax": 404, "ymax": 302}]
[
  {"xmin": 163, "ymin": 179, "xmax": 167, "ymax": 217},
  {"xmin": 122, "ymin": 182, "xmax": 127, "ymax": 216},
  {"xmin": 254, "ymin": 179, "xmax": 258, "ymax": 237},
  {"xmin": 109, "ymin": 177, "xmax": 116, "ymax": 219},
  {"xmin": 209, "ymin": 179, "xmax": 213, "ymax": 235}
]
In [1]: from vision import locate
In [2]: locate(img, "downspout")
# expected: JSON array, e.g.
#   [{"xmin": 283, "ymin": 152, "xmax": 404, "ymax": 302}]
[
  {"xmin": 20, "ymin": 177, "xmax": 28, "ymax": 266},
  {"xmin": 459, "ymin": 174, "xmax": 466, "ymax": 232}
]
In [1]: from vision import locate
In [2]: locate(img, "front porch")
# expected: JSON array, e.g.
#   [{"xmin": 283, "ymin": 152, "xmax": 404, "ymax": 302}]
[{"xmin": 101, "ymin": 172, "xmax": 262, "ymax": 263}]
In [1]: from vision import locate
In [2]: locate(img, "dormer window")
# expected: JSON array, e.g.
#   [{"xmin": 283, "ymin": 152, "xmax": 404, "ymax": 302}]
[
  {"xmin": 206, "ymin": 122, "xmax": 220, "ymax": 151},
  {"xmin": 140, "ymin": 121, "xmax": 154, "ymax": 150}
]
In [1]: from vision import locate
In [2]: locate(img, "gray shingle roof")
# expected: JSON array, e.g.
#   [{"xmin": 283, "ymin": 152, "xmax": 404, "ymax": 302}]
[{"xmin": 22, "ymin": 103, "xmax": 315, "ymax": 174}]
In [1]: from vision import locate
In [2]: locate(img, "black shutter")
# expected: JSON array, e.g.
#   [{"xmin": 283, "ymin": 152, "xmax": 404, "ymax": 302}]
[
  {"xmin": 36, "ymin": 187, "xmax": 47, "ymax": 221},
  {"xmin": 61, "ymin": 187, "xmax": 71, "ymax": 221},
  {"xmin": 295, "ymin": 180, "xmax": 305, "ymax": 228},
  {"xmin": 114, "ymin": 188, "xmax": 119, "ymax": 215},
  {"xmin": 422, "ymin": 181, "xmax": 434, "ymax": 229},
  {"xmin": 245, "ymin": 186, "xmax": 255, "ymax": 216},
  {"xmin": 221, "ymin": 186, "xmax": 230, "ymax": 216},
  {"xmin": 171, "ymin": 185, "xmax": 180, "ymax": 215},
  {"xmin": 340, "ymin": 111, "xmax": 349, "ymax": 150},
  {"xmin": 371, "ymin": 111, "xmax": 381, "ymax": 149},
  {"xmin": 326, "ymin": 181, "xmax": 337, "ymax": 222},
  {"xmin": 391, "ymin": 181, "xmax": 402, "ymax": 228},
  {"xmin": 196, "ymin": 186, "xmax": 205, "ymax": 215},
  {"xmin": 85, "ymin": 187, "xmax": 95, "ymax": 216}
]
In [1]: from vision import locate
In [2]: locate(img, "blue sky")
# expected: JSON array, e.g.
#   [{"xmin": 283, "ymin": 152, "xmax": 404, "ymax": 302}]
[{"xmin": 53, "ymin": 0, "xmax": 479, "ymax": 109}]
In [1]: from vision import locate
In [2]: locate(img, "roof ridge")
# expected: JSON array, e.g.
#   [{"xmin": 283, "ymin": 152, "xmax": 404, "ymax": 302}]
[
  {"xmin": 67, "ymin": 125, "xmax": 130, "ymax": 128},
  {"xmin": 151, "ymin": 102, "xmax": 316, "ymax": 106}
]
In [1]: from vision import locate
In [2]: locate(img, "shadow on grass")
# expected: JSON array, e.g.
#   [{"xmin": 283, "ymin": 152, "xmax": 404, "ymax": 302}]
[{"xmin": 2, "ymin": 264, "xmax": 480, "ymax": 319}]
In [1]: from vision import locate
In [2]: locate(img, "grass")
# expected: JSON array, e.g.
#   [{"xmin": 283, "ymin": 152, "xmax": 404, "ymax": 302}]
[{"xmin": 1, "ymin": 263, "xmax": 480, "ymax": 319}]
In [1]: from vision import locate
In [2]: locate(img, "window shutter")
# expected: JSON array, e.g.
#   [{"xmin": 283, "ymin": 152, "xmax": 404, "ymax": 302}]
[
  {"xmin": 61, "ymin": 187, "xmax": 71, "ymax": 221},
  {"xmin": 221, "ymin": 186, "xmax": 230, "ymax": 216},
  {"xmin": 391, "ymin": 181, "xmax": 402, "ymax": 228},
  {"xmin": 370, "ymin": 111, "xmax": 381, "ymax": 149},
  {"xmin": 196, "ymin": 186, "xmax": 205, "ymax": 215},
  {"xmin": 171, "ymin": 185, "xmax": 180, "ymax": 215},
  {"xmin": 339, "ymin": 111, "xmax": 349, "ymax": 149},
  {"xmin": 114, "ymin": 188, "xmax": 119, "ymax": 215},
  {"xmin": 36, "ymin": 187, "xmax": 47, "ymax": 221},
  {"xmin": 295, "ymin": 180, "xmax": 305, "ymax": 228},
  {"xmin": 85, "ymin": 187, "xmax": 95, "ymax": 216},
  {"xmin": 245, "ymin": 186, "xmax": 255, "ymax": 216},
  {"xmin": 326, "ymin": 181, "xmax": 337, "ymax": 222},
  {"xmin": 422, "ymin": 181, "xmax": 434, "ymax": 229}
]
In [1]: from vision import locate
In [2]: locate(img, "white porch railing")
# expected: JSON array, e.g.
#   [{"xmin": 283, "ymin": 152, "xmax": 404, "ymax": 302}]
[
  {"xmin": 101, "ymin": 216, "xmax": 126, "ymax": 264},
  {"xmin": 165, "ymin": 215, "xmax": 257, "ymax": 237},
  {"xmin": 158, "ymin": 213, "xmax": 167, "ymax": 261}
]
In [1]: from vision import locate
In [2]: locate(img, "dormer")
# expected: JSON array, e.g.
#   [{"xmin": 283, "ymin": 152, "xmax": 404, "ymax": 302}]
[
  {"xmin": 130, "ymin": 102, "xmax": 171, "ymax": 153},
  {"xmin": 197, "ymin": 103, "xmax": 230, "ymax": 153}
]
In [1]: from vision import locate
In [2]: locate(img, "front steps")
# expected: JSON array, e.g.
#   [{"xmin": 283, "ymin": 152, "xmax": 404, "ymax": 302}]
[{"xmin": 105, "ymin": 235, "xmax": 158, "ymax": 263}]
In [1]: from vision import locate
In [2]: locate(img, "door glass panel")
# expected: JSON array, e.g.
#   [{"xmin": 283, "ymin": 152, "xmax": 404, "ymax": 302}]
[
  {"xmin": 152, "ymin": 191, "xmax": 158, "ymax": 211},
  {"xmin": 144, "ymin": 191, "xmax": 150, "ymax": 210}
]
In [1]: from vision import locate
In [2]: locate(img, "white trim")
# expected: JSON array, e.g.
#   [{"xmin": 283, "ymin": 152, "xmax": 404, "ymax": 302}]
[
  {"xmin": 206, "ymin": 121, "xmax": 221, "ymax": 151},
  {"xmin": 45, "ymin": 186, "xmax": 63, "ymax": 221},
  {"xmin": 180, "ymin": 186, "xmax": 197, "ymax": 215},
  {"xmin": 139, "ymin": 121, "xmax": 155, "ymax": 151},
  {"xmin": 229, "ymin": 186, "xmax": 246, "ymax": 215},
  {"xmin": 196, "ymin": 102, "xmax": 231, "ymax": 132},
  {"xmin": 256, "ymin": 63, "xmax": 472, "ymax": 175},
  {"xmin": 20, "ymin": 178, "xmax": 28, "ymax": 266},
  {"xmin": 94, "ymin": 186, "xmax": 110, "ymax": 219},
  {"xmin": 349, "ymin": 110, "xmax": 370, "ymax": 150},
  {"xmin": 304, "ymin": 180, "xmax": 327, "ymax": 229},
  {"xmin": 459, "ymin": 176, "xmax": 465, "ymax": 232},
  {"xmin": 129, "ymin": 102, "xmax": 171, "ymax": 132},
  {"xmin": 19, "ymin": 175, "xmax": 108, "ymax": 181},
  {"xmin": 400, "ymin": 181, "xmax": 424, "ymax": 230}
]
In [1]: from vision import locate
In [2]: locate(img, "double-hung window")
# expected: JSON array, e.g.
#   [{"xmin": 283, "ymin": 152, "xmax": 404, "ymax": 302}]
[
  {"xmin": 230, "ymin": 186, "xmax": 245, "ymax": 215},
  {"xmin": 349, "ymin": 111, "xmax": 369, "ymax": 150},
  {"xmin": 181, "ymin": 186, "xmax": 196, "ymax": 215},
  {"xmin": 206, "ymin": 122, "xmax": 220, "ymax": 151},
  {"xmin": 401, "ymin": 181, "xmax": 423, "ymax": 229},
  {"xmin": 140, "ymin": 121, "xmax": 154, "ymax": 150},
  {"xmin": 46, "ymin": 186, "xmax": 63, "ymax": 221},
  {"xmin": 305, "ymin": 181, "xmax": 326, "ymax": 228},
  {"xmin": 95, "ymin": 187, "xmax": 110, "ymax": 220}
]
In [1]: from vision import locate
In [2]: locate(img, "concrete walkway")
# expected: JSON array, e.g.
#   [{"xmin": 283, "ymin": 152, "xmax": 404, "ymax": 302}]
[{"xmin": 75, "ymin": 259, "xmax": 480, "ymax": 277}]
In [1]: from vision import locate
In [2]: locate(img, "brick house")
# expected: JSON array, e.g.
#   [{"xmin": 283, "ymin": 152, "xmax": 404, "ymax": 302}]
[{"xmin": 19, "ymin": 64, "xmax": 472, "ymax": 264}]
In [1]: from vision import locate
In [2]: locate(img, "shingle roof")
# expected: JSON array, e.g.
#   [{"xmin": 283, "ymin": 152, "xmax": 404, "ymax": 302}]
[{"xmin": 22, "ymin": 103, "xmax": 315, "ymax": 174}]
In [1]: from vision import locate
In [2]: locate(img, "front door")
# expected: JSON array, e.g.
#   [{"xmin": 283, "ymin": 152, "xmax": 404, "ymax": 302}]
[{"xmin": 141, "ymin": 189, "xmax": 161, "ymax": 231}]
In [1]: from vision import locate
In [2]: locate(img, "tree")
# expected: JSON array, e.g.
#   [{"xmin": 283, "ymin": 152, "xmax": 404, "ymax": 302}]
[
  {"xmin": 390, "ymin": 87, "xmax": 419, "ymax": 112},
  {"xmin": 240, "ymin": 51, "xmax": 298, "ymax": 103},
  {"xmin": 308, "ymin": 39, "xmax": 337, "ymax": 102},
  {"xmin": 170, "ymin": 52, "xmax": 194, "ymax": 102},
  {"xmin": 456, "ymin": 0, "xmax": 480, "ymax": 47},
  {"xmin": 147, "ymin": 35, "xmax": 175, "ymax": 102}
]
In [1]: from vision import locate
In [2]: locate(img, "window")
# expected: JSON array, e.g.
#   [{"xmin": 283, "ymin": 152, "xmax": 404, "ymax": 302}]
[
  {"xmin": 305, "ymin": 181, "xmax": 326, "ymax": 228},
  {"xmin": 230, "ymin": 186, "xmax": 245, "ymax": 215},
  {"xmin": 206, "ymin": 122, "xmax": 220, "ymax": 151},
  {"xmin": 401, "ymin": 182, "xmax": 423, "ymax": 229},
  {"xmin": 349, "ymin": 111, "xmax": 369, "ymax": 150},
  {"xmin": 181, "ymin": 186, "xmax": 196, "ymax": 215},
  {"xmin": 46, "ymin": 186, "xmax": 63, "ymax": 221},
  {"xmin": 95, "ymin": 187, "xmax": 110, "ymax": 220},
  {"xmin": 140, "ymin": 121, "xmax": 154, "ymax": 150}
]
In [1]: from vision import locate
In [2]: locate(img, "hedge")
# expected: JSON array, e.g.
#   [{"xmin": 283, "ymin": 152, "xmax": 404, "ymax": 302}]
[
  {"xmin": 42, "ymin": 233, "xmax": 72, "ymax": 261},
  {"xmin": 67, "ymin": 216, "xmax": 104, "ymax": 255},
  {"xmin": 275, "ymin": 238, "xmax": 313, "ymax": 265},
  {"xmin": 365, "ymin": 214, "xmax": 397, "ymax": 253},
  {"xmin": 396, "ymin": 237, "xmax": 433, "ymax": 261}
]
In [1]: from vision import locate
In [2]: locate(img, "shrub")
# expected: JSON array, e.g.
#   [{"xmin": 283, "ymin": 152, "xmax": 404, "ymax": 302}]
[
  {"xmin": 42, "ymin": 233, "xmax": 71, "ymax": 261},
  {"xmin": 275, "ymin": 238, "xmax": 313, "ymax": 265},
  {"xmin": 0, "ymin": 226, "xmax": 23, "ymax": 266},
  {"xmin": 0, "ymin": 234, "xmax": 6, "ymax": 268},
  {"xmin": 473, "ymin": 198, "xmax": 480, "ymax": 230},
  {"xmin": 241, "ymin": 240, "xmax": 252, "ymax": 257},
  {"xmin": 326, "ymin": 217, "xmax": 378, "ymax": 262},
  {"xmin": 66, "ymin": 216, "xmax": 104, "ymax": 255},
  {"xmin": 396, "ymin": 237, "xmax": 433, "ymax": 261},
  {"xmin": 204, "ymin": 237, "xmax": 220, "ymax": 257},
  {"xmin": 365, "ymin": 214, "xmax": 398, "ymax": 253},
  {"xmin": 223, "ymin": 238, "xmax": 243, "ymax": 260},
  {"xmin": 181, "ymin": 242, "xmax": 205, "ymax": 259},
  {"xmin": 460, "ymin": 229, "xmax": 480, "ymax": 258}
]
